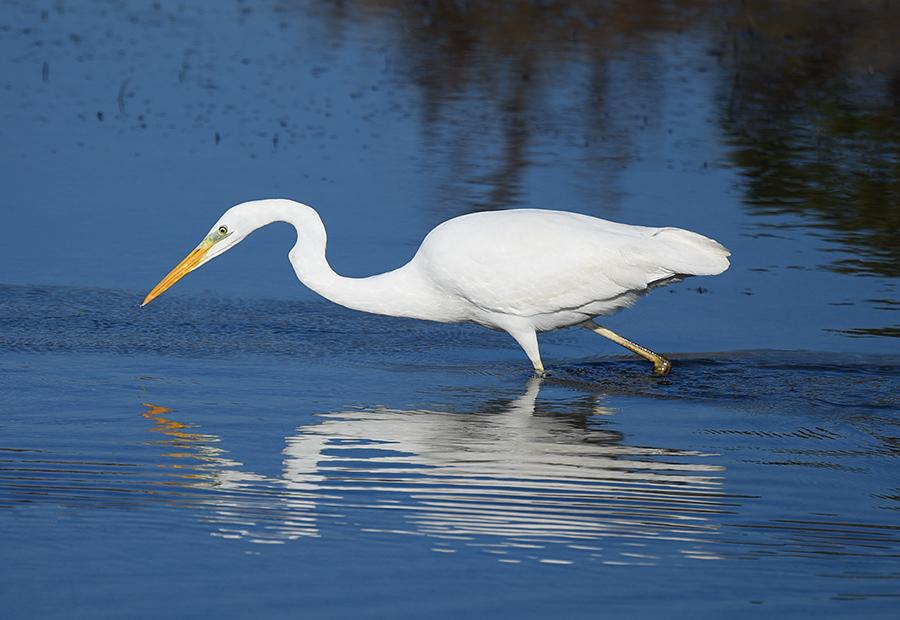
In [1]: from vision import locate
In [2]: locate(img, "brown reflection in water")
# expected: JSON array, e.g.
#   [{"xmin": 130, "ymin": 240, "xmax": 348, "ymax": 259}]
[
  {"xmin": 299, "ymin": 0, "xmax": 900, "ymax": 336},
  {"xmin": 719, "ymin": 1, "xmax": 900, "ymax": 283},
  {"xmin": 305, "ymin": 0, "xmax": 717, "ymax": 213},
  {"xmin": 402, "ymin": 0, "xmax": 713, "ymax": 213},
  {"xmin": 310, "ymin": 1, "xmax": 900, "ymax": 256}
]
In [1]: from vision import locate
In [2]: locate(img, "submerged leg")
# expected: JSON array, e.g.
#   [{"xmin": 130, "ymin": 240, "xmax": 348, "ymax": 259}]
[{"xmin": 579, "ymin": 320, "xmax": 672, "ymax": 375}]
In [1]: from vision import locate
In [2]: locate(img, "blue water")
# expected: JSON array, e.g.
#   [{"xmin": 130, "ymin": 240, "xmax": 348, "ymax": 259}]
[{"xmin": 2, "ymin": 1, "xmax": 899, "ymax": 618}]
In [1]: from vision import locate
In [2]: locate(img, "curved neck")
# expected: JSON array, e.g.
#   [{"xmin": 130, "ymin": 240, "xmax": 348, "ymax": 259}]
[{"xmin": 260, "ymin": 200, "xmax": 445, "ymax": 320}]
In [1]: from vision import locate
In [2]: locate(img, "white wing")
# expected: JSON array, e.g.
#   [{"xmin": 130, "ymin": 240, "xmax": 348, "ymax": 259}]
[{"xmin": 415, "ymin": 209, "xmax": 730, "ymax": 320}]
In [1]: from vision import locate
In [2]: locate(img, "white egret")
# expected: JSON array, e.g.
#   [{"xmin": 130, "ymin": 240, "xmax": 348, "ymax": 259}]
[{"xmin": 142, "ymin": 199, "xmax": 730, "ymax": 374}]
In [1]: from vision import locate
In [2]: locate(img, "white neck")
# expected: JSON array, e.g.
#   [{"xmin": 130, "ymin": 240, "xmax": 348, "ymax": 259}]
[{"xmin": 255, "ymin": 199, "xmax": 449, "ymax": 321}]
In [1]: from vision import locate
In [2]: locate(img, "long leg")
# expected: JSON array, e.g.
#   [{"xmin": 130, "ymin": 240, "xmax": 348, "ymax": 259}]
[
  {"xmin": 500, "ymin": 322, "xmax": 545, "ymax": 374},
  {"xmin": 579, "ymin": 320, "xmax": 672, "ymax": 375}
]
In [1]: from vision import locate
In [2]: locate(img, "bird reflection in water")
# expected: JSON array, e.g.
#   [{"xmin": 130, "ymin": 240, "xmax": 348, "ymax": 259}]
[
  {"xmin": 141, "ymin": 379, "xmax": 730, "ymax": 562},
  {"xmin": 141, "ymin": 403, "xmax": 241, "ymax": 479}
]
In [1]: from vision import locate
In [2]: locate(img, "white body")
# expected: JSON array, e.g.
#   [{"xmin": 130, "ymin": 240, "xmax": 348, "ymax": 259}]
[{"xmin": 148, "ymin": 199, "xmax": 731, "ymax": 373}]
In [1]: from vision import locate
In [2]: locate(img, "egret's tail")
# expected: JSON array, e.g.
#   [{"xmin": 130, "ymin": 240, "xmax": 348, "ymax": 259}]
[{"xmin": 650, "ymin": 228, "xmax": 731, "ymax": 277}]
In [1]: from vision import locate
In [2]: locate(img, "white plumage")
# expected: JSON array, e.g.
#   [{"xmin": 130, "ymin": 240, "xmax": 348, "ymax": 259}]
[{"xmin": 143, "ymin": 199, "xmax": 730, "ymax": 374}]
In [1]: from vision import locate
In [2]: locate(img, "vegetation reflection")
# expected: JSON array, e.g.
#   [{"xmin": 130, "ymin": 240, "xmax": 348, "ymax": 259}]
[
  {"xmin": 302, "ymin": 0, "xmax": 900, "ymax": 335},
  {"xmin": 307, "ymin": 0, "xmax": 714, "ymax": 211},
  {"xmin": 721, "ymin": 0, "xmax": 900, "ymax": 282}
]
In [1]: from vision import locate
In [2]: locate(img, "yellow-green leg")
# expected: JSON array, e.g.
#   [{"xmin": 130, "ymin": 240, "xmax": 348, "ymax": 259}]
[{"xmin": 580, "ymin": 321, "xmax": 672, "ymax": 375}]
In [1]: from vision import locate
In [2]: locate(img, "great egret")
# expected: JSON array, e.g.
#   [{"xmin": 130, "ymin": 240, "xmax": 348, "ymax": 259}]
[{"xmin": 142, "ymin": 199, "xmax": 730, "ymax": 374}]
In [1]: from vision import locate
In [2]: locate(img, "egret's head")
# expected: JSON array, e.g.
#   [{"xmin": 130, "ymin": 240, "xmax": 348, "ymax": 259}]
[{"xmin": 141, "ymin": 204, "xmax": 254, "ymax": 306}]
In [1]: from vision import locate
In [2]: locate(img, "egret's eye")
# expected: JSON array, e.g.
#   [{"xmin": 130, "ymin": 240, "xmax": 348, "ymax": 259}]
[{"xmin": 218, "ymin": 226, "xmax": 228, "ymax": 235}]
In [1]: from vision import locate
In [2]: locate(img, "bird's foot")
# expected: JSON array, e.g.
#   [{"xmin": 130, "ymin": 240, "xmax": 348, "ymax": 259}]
[{"xmin": 651, "ymin": 357, "xmax": 672, "ymax": 376}]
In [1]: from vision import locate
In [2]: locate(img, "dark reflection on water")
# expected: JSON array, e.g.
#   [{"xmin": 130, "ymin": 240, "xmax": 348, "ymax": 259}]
[
  {"xmin": 301, "ymin": 0, "xmax": 900, "ymax": 273},
  {"xmin": 382, "ymin": 0, "xmax": 713, "ymax": 212},
  {"xmin": 720, "ymin": 1, "xmax": 900, "ymax": 281},
  {"xmin": 714, "ymin": 2, "xmax": 900, "ymax": 342},
  {"xmin": 299, "ymin": 0, "xmax": 724, "ymax": 215},
  {"xmin": 305, "ymin": 0, "xmax": 900, "ymax": 335}
]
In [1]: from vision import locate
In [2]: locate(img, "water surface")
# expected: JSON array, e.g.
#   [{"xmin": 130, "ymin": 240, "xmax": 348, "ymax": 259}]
[{"xmin": 2, "ymin": 1, "xmax": 899, "ymax": 618}]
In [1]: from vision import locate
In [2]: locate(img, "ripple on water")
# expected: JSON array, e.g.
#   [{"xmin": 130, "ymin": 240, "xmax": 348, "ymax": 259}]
[{"xmin": 2, "ymin": 284, "xmax": 900, "ymax": 571}]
